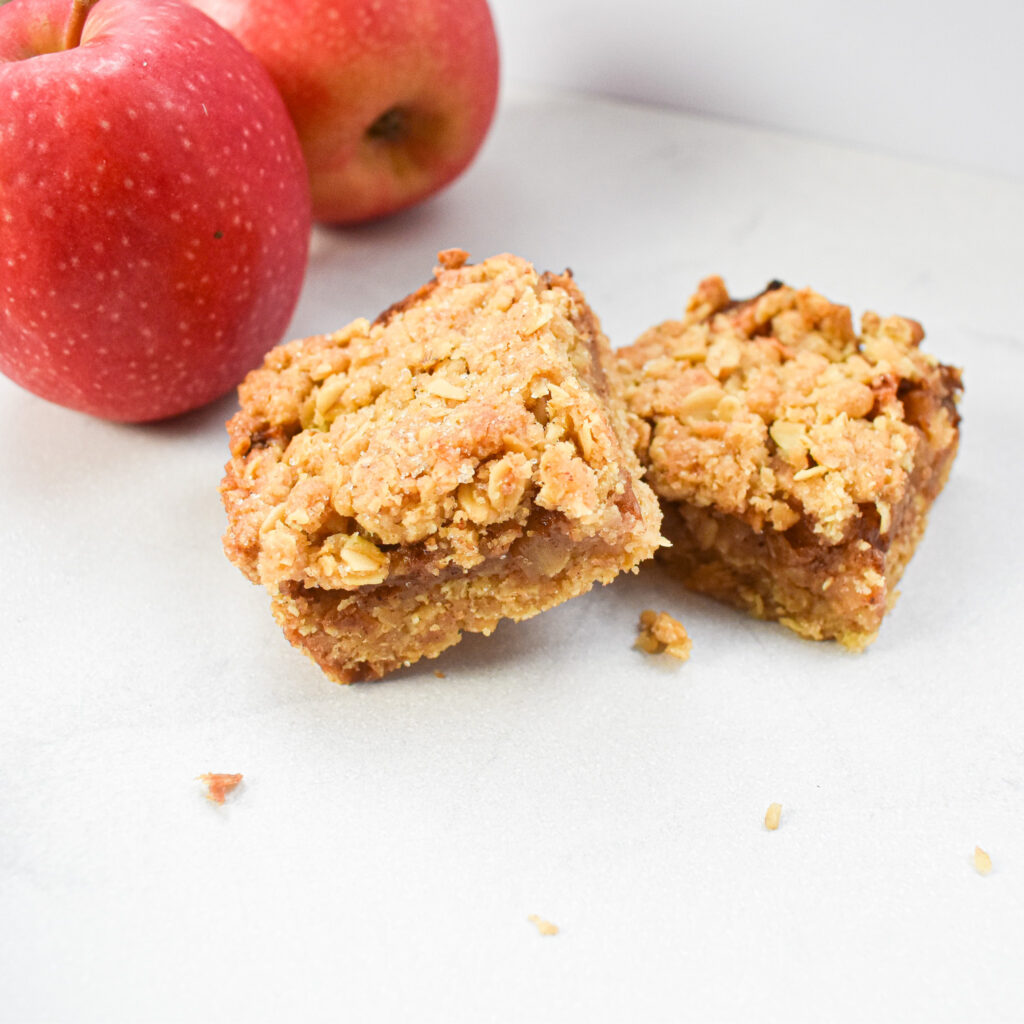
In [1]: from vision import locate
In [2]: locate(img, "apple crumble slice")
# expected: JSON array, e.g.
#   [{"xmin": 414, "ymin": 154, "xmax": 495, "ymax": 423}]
[
  {"xmin": 617, "ymin": 277, "xmax": 962, "ymax": 650},
  {"xmin": 222, "ymin": 250, "xmax": 662, "ymax": 683}
]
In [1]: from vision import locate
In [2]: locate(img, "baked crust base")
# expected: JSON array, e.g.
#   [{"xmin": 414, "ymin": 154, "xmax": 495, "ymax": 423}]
[{"xmin": 273, "ymin": 519, "xmax": 648, "ymax": 682}]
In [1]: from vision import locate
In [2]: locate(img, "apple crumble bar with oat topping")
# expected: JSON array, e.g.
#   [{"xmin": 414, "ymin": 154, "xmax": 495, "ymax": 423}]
[
  {"xmin": 221, "ymin": 250, "xmax": 662, "ymax": 682},
  {"xmin": 617, "ymin": 276, "xmax": 962, "ymax": 650}
]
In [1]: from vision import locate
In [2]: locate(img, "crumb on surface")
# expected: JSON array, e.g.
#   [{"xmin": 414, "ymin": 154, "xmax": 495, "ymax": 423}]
[
  {"xmin": 434, "ymin": 670, "xmax": 446, "ymax": 679},
  {"xmin": 528, "ymin": 914, "xmax": 559, "ymax": 936},
  {"xmin": 636, "ymin": 608, "xmax": 692, "ymax": 661},
  {"xmin": 974, "ymin": 846, "xmax": 992, "ymax": 876},
  {"xmin": 198, "ymin": 773, "xmax": 243, "ymax": 805},
  {"xmin": 764, "ymin": 802, "xmax": 783, "ymax": 830}
]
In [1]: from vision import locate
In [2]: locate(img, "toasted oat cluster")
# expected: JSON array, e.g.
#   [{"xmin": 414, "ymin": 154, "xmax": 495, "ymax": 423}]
[
  {"xmin": 635, "ymin": 609, "xmax": 692, "ymax": 661},
  {"xmin": 222, "ymin": 250, "xmax": 662, "ymax": 682},
  {"xmin": 617, "ymin": 276, "xmax": 962, "ymax": 649}
]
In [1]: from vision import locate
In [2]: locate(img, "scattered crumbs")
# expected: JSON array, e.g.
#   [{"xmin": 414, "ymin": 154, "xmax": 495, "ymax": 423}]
[
  {"xmin": 197, "ymin": 773, "xmax": 244, "ymax": 805},
  {"xmin": 434, "ymin": 670, "xmax": 446, "ymax": 679},
  {"xmin": 974, "ymin": 846, "xmax": 993, "ymax": 876},
  {"xmin": 528, "ymin": 914, "xmax": 559, "ymax": 937},
  {"xmin": 636, "ymin": 609, "xmax": 692, "ymax": 661},
  {"xmin": 764, "ymin": 802, "xmax": 783, "ymax": 831}
]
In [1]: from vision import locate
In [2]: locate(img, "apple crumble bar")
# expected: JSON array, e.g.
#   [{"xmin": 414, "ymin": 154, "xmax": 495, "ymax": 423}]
[
  {"xmin": 222, "ymin": 250, "xmax": 662, "ymax": 682},
  {"xmin": 197, "ymin": 773, "xmax": 243, "ymax": 805},
  {"xmin": 617, "ymin": 276, "xmax": 962, "ymax": 650}
]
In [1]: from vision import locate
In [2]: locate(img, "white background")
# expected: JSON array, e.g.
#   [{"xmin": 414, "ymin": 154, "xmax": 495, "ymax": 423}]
[
  {"xmin": 490, "ymin": 0, "xmax": 1024, "ymax": 179},
  {"xmin": 4, "ymin": 1, "xmax": 1024, "ymax": 1019},
  {"xmin": 3, "ymin": 87, "xmax": 1023, "ymax": 1021}
]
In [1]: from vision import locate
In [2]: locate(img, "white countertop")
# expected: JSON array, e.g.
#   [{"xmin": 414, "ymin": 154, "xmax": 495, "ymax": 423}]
[{"xmin": 3, "ymin": 87, "xmax": 1023, "ymax": 1023}]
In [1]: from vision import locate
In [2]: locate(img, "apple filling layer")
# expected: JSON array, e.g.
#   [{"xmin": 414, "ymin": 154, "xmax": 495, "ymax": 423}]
[{"xmin": 222, "ymin": 250, "xmax": 662, "ymax": 682}]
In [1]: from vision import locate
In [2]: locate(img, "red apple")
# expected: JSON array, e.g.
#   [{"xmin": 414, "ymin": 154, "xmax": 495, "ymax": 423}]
[
  {"xmin": 0, "ymin": 0, "xmax": 311, "ymax": 422},
  {"xmin": 186, "ymin": 0, "xmax": 499, "ymax": 225}
]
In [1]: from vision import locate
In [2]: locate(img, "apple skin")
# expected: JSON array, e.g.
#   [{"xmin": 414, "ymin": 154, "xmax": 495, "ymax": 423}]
[
  {"xmin": 0, "ymin": 0, "xmax": 311, "ymax": 422},
  {"xmin": 186, "ymin": 0, "xmax": 499, "ymax": 225}
]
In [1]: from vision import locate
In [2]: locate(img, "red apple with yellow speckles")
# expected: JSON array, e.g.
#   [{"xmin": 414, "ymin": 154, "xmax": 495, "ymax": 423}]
[
  {"xmin": 187, "ymin": 0, "xmax": 499, "ymax": 225},
  {"xmin": 0, "ymin": 0, "xmax": 311, "ymax": 421}
]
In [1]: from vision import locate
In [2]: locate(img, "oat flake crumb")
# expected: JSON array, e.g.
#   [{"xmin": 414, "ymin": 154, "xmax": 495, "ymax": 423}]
[
  {"xmin": 636, "ymin": 609, "xmax": 692, "ymax": 661},
  {"xmin": 198, "ymin": 773, "xmax": 244, "ymax": 805},
  {"xmin": 528, "ymin": 914, "xmax": 559, "ymax": 936},
  {"xmin": 764, "ymin": 802, "xmax": 783, "ymax": 830},
  {"xmin": 974, "ymin": 846, "xmax": 993, "ymax": 876}
]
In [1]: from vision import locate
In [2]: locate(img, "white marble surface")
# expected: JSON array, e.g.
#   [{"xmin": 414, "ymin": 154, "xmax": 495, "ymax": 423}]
[
  {"xmin": 2, "ymin": 88, "xmax": 1023, "ymax": 1023},
  {"xmin": 489, "ymin": 0, "xmax": 1024, "ymax": 179}
]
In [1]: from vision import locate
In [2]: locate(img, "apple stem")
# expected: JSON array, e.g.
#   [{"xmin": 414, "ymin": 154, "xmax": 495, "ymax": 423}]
[{"xmin": 63, "ymin": 0, "xmax": 101, "ymax": 51}]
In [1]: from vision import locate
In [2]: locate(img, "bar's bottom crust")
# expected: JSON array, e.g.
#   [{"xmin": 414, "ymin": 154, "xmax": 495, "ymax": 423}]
[
  {"xmin": 272, "ymin": 514, "xmax": 651, "ymax": 682},
  {"xmin": 658, "ymin": 433, "xmax": 959, "ymax": 650}
]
